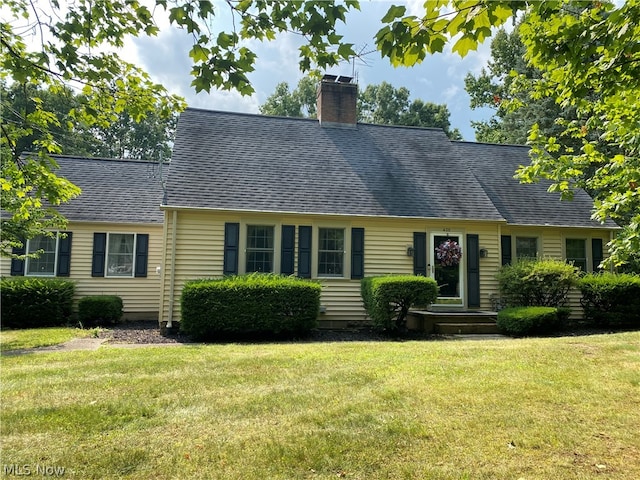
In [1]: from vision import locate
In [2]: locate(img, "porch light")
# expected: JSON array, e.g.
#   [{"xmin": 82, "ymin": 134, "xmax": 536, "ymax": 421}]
[
  {"xmin": 480, "ymin": 248, "xmax": 489, "ymax": 258},
  {"xmin": 406, "ymin": 246, "xmax": 414, "ymax": 257}
]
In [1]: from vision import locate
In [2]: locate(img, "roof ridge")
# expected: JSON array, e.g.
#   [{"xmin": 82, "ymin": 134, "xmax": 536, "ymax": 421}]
[{"xmin": 50, "ymin": 154, "xmax": 168, "ymax": 164}]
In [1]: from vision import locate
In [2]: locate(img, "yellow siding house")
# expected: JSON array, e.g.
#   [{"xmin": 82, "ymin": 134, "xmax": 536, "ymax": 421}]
[{"xmin": 158, "ymin": 76, "xmax": 617, "ymax": 329}]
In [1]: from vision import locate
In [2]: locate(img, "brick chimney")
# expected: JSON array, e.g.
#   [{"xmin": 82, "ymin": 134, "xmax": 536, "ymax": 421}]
[{"xmin": 317, "ymin": 74, "xmax": 358, "ymax": 127}]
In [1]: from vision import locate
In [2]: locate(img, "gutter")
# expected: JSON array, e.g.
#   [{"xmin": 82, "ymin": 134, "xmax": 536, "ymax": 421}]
[
  {"xmin": 167, "ymin": 210, "xmax": 178, "ymax": 328},
  {"xmin": 160, "ymin": 204, "xmax": 507, "ymax": 224}
]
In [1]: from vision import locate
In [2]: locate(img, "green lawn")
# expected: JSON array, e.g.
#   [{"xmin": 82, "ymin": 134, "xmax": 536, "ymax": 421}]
[
  {"xmin": 1, "ymin": 332, "xmax": 639, "ymax": 479},
  {"xmin": 0, "ymin": 327, "xmax": 94, "ymax": 352}
]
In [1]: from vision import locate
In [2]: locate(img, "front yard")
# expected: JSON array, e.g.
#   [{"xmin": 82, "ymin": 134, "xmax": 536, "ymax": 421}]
[{"xmin": 1, "ymin": 332, "xmax": 639, "ymax": 479}]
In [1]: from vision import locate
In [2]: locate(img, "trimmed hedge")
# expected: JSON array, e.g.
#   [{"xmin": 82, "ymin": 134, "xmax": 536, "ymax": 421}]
[
  {"xmin": 496, "ymin": 259, "xmax": 579, "ymax": 308},
  {"xmin": 0, "ymin": 277, "xmax": 75, "ymax": 329},
  {"xmin": 78, "ymin": 295, "xmax": 124, "ymax": 326},
  {"xmin": 180, "ymin": 274, "xmax": 321, "ymax": 340},
  {"xmin": 579, "ymin": 273, "xmax": 640, "ymax": 327},
  {"xmin": 361, "ymin": 275, "xmax": 438, "ymax": 333},
  {"xmin": 497, "ymin": 306, "xmax": 569, "ymax": 337}
]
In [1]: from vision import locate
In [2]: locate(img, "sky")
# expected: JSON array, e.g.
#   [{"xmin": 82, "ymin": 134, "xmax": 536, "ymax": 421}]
[{"xmin": 126, "ymin": 1, "xmax": 496, "ymax": 141}]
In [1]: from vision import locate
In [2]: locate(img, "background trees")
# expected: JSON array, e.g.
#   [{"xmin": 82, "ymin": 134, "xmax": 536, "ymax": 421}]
[
  {"xmin": 1, "ymin": 82, "xmax": 175, "ymax": 161},
  {"xmin": 463, "ymin": 27, "xmax": 567, "ymax": 146},
  {"xmin": 260, "ymin": 77, "xmax": 462, "ymax": 140}
]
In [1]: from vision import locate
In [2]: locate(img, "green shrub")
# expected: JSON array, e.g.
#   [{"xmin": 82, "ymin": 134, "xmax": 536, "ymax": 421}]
[
  {"xmin": 78, "ymin": 296, "xmax": 123, "ymax": 326},
  {"xmin": 0, "ymin": 277, "xmax": 75, "ymax": 329},
  {"xmin": 497, "ymin": 306, "xmax": 569, "ymax": 337},
  {"xmin": 496, "ymin": 259, "xmax": 580, "ymax": 308},
  {"xmin": 361, "ymin": 275, "xmax": 438, "ymax": 333},
  {"xmin": 180, "ymin": 273, "xmax": 321, "ymax": 340},
  {"xmin": 579, "ymin": 273, "xmax": 640, "ymax": 327}
]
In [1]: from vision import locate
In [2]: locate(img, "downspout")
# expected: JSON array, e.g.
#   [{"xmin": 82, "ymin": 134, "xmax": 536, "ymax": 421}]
[
  {"xmin": 167, "ymin": 210, "xmax": 178, "ymax": 328},
  {"xmin": 609, "ymin": 230, "xmax": 615, "ymax": 273}
]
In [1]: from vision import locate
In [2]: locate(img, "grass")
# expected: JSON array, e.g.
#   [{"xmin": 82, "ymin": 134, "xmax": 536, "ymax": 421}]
[
  {"xmin": 0, "ymin": 327, "xmax": 95, "ymax": 352},
  {"xmin": 1, "ymin": 332, "xmax": 639, "ymax": 479}
]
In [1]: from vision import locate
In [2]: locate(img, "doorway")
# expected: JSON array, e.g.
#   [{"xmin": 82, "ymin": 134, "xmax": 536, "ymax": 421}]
[{"xmin": 430, "ymin": 233, "xmax": 464, "ymax": 307}]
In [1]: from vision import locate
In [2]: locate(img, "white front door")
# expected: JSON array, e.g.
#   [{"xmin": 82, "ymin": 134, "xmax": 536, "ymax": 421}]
[{"xmin": 430, "ymin": 233, "xmax": 464, "ymax": 307}]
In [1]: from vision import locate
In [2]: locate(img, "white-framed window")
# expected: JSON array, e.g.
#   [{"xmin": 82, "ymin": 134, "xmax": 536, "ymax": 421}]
[
  {"xmin": 106, "ymin": 233, "xmax": 135, "ymax": 277},
  {"xmin": 566, "ymin": 238, "xmax": 587, "ymax": 271},
  {"xmin": 516, "ymin": 236, "xmax": 538, "ymax": 260},
  {"xmin": 246, "ymin": 225, "xmax": 274, "ymax": 273},
  {"xmin": 318, "ymin": 227, "xmax": 345, "ymax": 277},
  {"xmin": 25, "ymin": 234, "xmax": 59, "ymax": 276}
]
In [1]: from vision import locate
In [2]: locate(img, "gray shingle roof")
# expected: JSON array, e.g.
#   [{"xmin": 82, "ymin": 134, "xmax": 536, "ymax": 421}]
[
  {"xmin": 455, "ymin": 141, "xmax": 617, "ymax": 228},
  {"xmin": 167, "ymin": 108, "xmax": 503, "ymax": 221},
  {"xmin": 167, "ymin": 108, "xmax": 616, "ymax": 230},
  {"xmin": 51, "ymin": 156, "xmax": 165, "ymax": 224}
]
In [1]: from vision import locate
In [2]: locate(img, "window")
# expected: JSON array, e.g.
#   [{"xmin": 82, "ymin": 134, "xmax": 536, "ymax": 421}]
[
  {"xmin": 106, "ymin": 233, "xmax": 135, "ymax": 277},
  {"xmin": 516, "ymin": 237, "xmax": 538, "ymax": 260},
  {"xmin": 566, "ymin": 239, "xmax": 587, "ymax": 271},
  {"xmin": 246, "ymin": 225, "xmax": 274, "ymax": 273},
  {"xmin": 92, "ymin": 233, "xmax": 148, "ymax": 278},
  {"xmin": 25, "ymin": 235, "xmax": 58, "ymax": 276},
  {"xmin": 318, "ymin": 228, "xmax": 344, "ymax": 276}
]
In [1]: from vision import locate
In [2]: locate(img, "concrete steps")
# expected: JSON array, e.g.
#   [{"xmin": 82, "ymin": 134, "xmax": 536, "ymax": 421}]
[{"xmin": 408, "ymin": 310, "xmax": 500, "ymax": 335}]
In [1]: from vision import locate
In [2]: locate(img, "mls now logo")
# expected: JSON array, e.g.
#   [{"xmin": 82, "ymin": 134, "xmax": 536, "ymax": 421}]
[{"xmin": 3, "ymin": 464, "xmax": 66, "ymax": 477}]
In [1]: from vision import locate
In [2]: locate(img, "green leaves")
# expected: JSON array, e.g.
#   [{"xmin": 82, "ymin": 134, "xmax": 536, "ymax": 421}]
[{"xmin": 375, "ymin": 0, "xmax": 522, "ymax": 66}]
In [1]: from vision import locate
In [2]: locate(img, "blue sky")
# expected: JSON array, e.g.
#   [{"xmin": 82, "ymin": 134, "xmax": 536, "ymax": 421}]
[{"xmin": 129, "ymin": 1, "xmax": 496, "ymax": 141}]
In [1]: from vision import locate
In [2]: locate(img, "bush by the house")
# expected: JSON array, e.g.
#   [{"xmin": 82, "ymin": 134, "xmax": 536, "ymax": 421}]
[
  {"xmin": 0, "ymin": 277, "xmax": 75, "ymax": 329},
  {"xmin": 361, "ymin": 275, "xmax": 438, "ymax": 333},
  {"xmin": 180, "ymin": 273, "xmax": 321, "ymax": 340},
  {"xmin": 496, "ymin": 259, "xmax": 580, "ymax": 308},
  {"xmin": 78, "ymin": 295, "xmax": 124, "ymax": 326},
  {"xmin": 579, "ymin": 273, "xmax": 640, "ymax": 327},
  {"xmin": 496, "ymin": 306, "xmax": 569, "ymax": 337}
]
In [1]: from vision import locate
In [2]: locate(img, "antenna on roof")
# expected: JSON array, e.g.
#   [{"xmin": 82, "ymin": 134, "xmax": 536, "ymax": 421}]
[{"xmin": 346, "ymin": 44, "xmax": 377, "ymax": 82}]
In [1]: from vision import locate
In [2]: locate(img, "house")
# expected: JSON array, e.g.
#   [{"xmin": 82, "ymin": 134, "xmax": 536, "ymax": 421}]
[
  {"xmin": 159, "ymin": 76, "xmax": 618, "ymax": 329},
  {"xmin": 1, "ymin": 156, "xmax": 165, "ymax": 320}
]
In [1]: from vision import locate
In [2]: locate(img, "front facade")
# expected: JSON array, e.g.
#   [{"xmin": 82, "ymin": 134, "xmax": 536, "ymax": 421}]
[
  {"xmin": 1, "ymin": 156, "xmax": 165, "ymax": 320},
  {"xmin": 159, "ymin": 77, "xmax": 617, "ymax": 329}
]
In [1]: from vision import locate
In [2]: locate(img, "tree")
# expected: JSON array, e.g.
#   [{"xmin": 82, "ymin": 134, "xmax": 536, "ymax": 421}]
[
  {"xmin": 1, "ymin": 82, "xmax": 175, "ymax": 161},
  {"xmin": 260, "ymin": 77, "xmax": 319, "ymax": 119},
  {"xmin": 375, "ymin": 0, "xmax": 640, "ymax": 267},
  {"xmin": 1, "ymin": 0, "xmax": 359, "ymax": 255},
  {"xmin": 261, "ymin": 78, "xmax": 462, "ymax": 139},
  {"xmin": 464, "ymin": 27, "xmax": 566, "ymax": 145},
  {"xmin": 90, "ymin": 110, "xmax": 177, "ymax": 162}
]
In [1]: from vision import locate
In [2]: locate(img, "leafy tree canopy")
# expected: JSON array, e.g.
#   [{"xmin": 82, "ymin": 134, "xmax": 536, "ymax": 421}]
[{"xmin": 260, "ymin": 77, "xmax": 462, "ymax": 139}]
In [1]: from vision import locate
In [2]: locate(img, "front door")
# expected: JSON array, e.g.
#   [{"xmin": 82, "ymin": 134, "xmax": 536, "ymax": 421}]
[{"xmin": 430, "ymin": 233, "xmax": 464, "ymax": 307}]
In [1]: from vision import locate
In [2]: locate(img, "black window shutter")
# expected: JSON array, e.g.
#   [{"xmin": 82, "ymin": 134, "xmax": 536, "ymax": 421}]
[
  {"xmin": 298, "ymin": 226, "xmax": 312, "ymax": 278},
  {"xmin": 501, "ymin": 235, "xmax": 512, "ymax": 266},
  {"xmin": 467, "ymin": 234, "xmax": 480, "ymax": 308},
  {"xmin": 56, "ymin": 232, "xmax": 72, "ymax": 277},
  {"xmin": 91, "ymin": 233, "xmax": 107, "ymax": 277},
  {"xmin": 10, "ymin": 241, "xmax": 26, "ymax": 276},
  {"xmin": 223, "ymin": 223, "xmax": 240, "ymax": 275},
  {"xmin": 351, "ymin": 227, "xmax": 365, "ymax": 279},
  {"xmin": 413, "ymin": 232, "xmax": 427, "ymax": 276},
  {"xmin": 134, "ymin": 234, "xmax": 149, "ymax": 277},
  {"xmin": 592, "ymin": 238, "xmax": 604, "ymax": 272},
  {"xmin": 281, "ymin": 225, "xmax": 295, "ymax": 275}
]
